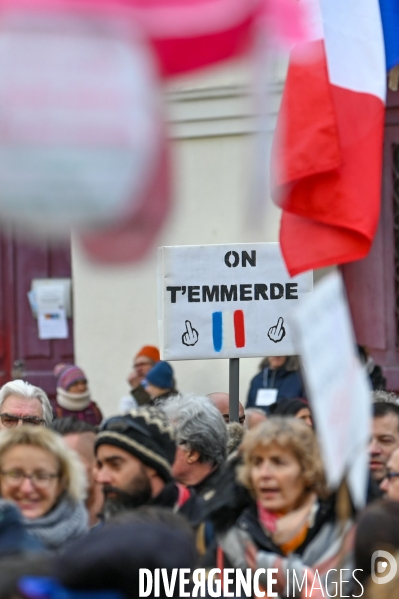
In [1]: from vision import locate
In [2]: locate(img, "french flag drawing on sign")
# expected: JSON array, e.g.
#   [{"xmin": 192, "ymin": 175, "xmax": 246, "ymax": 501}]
[{"xmin": 212, "ymin": 310, "xmax": 245, "ymax": 352}]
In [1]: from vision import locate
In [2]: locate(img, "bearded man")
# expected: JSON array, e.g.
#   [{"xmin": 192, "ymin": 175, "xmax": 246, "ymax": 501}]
[{"xmin": 94, "ymin": 407, "xmax": 203, "ymax": 524}]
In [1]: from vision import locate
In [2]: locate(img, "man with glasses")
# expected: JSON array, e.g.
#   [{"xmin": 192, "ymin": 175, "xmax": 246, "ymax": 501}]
[
  {"xmin": 380, "ymin": 446, "xmax": 399, "ymax": 500},
  {"xmin": 119, "ymin": 346, "xmax": 160, "ymax": 413},
  {"xmin": 0, "ymin": 380, "xmax": 53, "ymax": 429},
  {"xmin": 95, "ymin": 406, "xmax": 203, "ymax": 523}
]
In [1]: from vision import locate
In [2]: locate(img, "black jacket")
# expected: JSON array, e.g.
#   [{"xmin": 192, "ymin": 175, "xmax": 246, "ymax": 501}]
[
  {"xmin": 191, "ymin": 465, "xmax": 225, "ymax": 499},
  {"xmin": 150, "ymin": 482, "xmax": 206, "ymax": 528}
]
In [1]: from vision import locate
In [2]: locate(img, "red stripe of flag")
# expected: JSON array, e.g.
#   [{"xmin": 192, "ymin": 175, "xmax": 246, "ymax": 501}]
[{"xmin": 233, "ymin": 310, "xmax": 245, "ymax": 348}]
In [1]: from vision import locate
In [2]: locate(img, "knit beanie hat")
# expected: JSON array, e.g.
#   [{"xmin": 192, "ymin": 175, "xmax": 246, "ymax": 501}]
[
  {"xmin": 143, "ymin": 361, "xmax": 174, "ymax": 390},
  {"xmin": 54, "ymin": 364, "xmax": 87, "ymax": 391},
  {"xmin": 95, "ymin": 407, "xmax": 176, "ymax": 482},
  {"xmin": 135, "ymin": 346, "xmax": 160, "ymax": 363}
]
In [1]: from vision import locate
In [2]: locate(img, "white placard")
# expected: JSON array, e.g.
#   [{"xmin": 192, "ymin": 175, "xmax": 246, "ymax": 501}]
[
  {"xmin": 290, "ymin": 271, "xmax": 371, "ymax": 507},
  {"xmin": 158, "ymin": 243, "xmax": 313, "ymax": 360}
]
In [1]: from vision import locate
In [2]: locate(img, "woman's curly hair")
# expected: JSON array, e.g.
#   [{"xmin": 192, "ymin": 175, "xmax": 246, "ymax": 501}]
[{"xmin": 237, "ymin": 417, "xmax": 327, "ymax": 499}]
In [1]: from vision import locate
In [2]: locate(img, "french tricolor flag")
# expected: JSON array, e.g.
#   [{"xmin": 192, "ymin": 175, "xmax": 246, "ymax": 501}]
[
  {"xmin": 379, "ymin": 0, "xmax": 399, "ymax": 72},
  {"xmin": 271, "ymin": 0, "xmax": 386, "ymax": 276},
  {"xmin": 212, "ymin": 310, "xmax": 245, "ymax": 352}
]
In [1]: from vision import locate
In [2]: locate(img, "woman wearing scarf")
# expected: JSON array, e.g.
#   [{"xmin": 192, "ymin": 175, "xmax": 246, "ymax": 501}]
[
  {"xmin": 0, "ymin": 426, "xmax": 88, "ymax": 551},
  {"xmin": 52, "ymin": 364, "xmax": 103, "ymax": 425},
  {"xmin": 215, "ymin": 418, "xmax": 355, "ymax": 598}
]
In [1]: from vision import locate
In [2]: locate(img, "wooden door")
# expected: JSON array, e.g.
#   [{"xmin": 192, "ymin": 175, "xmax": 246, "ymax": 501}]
[{"xmin": 0, "ymin": 233, "xmax": 74, "ymax": 398}]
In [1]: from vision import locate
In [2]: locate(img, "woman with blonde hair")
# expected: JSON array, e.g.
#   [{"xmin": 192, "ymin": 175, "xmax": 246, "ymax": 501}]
[
  {"xmin": 215, "ymin": 418, "xmax": 354, "ymax": 598},
  {"xmin": 0, "ymin": 427, "xmax": 88, "ymax": 550}
]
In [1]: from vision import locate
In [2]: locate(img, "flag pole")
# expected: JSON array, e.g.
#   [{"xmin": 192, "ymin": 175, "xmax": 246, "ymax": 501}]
[{"xmin": 229, "ymin": 358, "xmax": 239, "ymax": 422}]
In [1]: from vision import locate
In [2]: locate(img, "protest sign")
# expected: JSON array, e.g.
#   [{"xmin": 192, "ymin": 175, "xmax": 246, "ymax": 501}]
[
  {"xmin": 290, "ymin": 271, "xmax": 371, "ymax": 507},
  {"xmin": 158, "ymin": 243, "xmax": 313, "ymax": 360}
]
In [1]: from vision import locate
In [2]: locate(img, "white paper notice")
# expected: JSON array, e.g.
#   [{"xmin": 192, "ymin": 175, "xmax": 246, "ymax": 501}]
[
  {"xmin": 256, "ymin": 389, "xmax": 278, "ymax": 407},
  {"xmin": 36, "ymin": 284, "xmax": 65, "ymax": 313},
  {"xmin": 38, "ymin": 308, "xmax": 68, "ymax": 340},
  {"xmin": 36, "ymin": 284, "xmax": 68, "ymax": 340},
  {"xmin": 290, "ymin": 272, "xmax": 371, "ymax": 507},
  {"xmin": 158, "ymin": 243, "xmax": 313, "ymax": 360}
]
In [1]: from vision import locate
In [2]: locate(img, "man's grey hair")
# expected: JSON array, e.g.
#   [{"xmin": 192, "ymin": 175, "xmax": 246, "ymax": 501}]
[
  {"xmin": 162, "ymin": 395, "xmax": 228, "ymax": 467},
  {"xmin": 0, "ymin": 380, "xmax": 53, "ymax": 426}
]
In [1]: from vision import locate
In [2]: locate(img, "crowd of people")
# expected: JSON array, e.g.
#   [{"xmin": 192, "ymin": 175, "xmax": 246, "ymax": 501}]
[{"xmin": 0, "ymin": 345, "xmax": 395, "ymax": 598}]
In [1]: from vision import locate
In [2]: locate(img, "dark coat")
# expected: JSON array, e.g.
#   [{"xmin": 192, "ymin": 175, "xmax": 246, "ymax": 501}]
[
  {"xmin": 247, "ymin": 366, "xmax": 305, "ymax": 410},
  {"xmin": 191, "ymin": 465, "xmax": 225, "ymax": 499},
  {"xmin": 150, "ymin": 482, "xmax": 206, "ymax": 528},
  {"xmin": 131, "ymin": 384, "xmax": 152, "ymax": 406}
]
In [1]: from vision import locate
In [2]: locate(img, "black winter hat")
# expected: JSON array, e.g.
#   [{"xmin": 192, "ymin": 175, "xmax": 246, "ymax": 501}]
[
  {"xmin": 95, "ymin": 407, "xmax": 176, "ymax": 482},
  {"xmin": 53, "ymin": 519, "xmax": 197, "ymax": 598}
]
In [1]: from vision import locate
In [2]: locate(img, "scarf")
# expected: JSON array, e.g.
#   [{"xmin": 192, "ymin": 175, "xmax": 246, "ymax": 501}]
[
  {"xmin": 23, "ymin": 495, "xmax": 88, "ymax": 550},
  {"xmin": 56, "ymin": 387, "xmax": 91, "ymax": 411},
  {"xmin": 219, "ymin": 496, "xmax": 354, "ymax": 599},
  {"xmin": 257, "ymin": 492, "xmax": 318, "ymax": 554}
]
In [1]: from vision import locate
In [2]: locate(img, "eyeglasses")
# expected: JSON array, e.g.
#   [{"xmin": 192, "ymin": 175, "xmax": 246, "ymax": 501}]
[
  {"xmin": 0, "ymin": 469, "xmax": 59, "ymax": 488},
  {"xmin": 385, "ymin": 471, "xmax": 399, "ymax": 480},
  {"xmin": 0, "ymin": 414, "xmax": 45, "ymax": 428},
  {"xmin": 100, "ymin": 415, "xmax": 151, "ymax": 438},
  {"xmin": 134, "ymin": 361, "xmax": 152, "ymax": 368}
]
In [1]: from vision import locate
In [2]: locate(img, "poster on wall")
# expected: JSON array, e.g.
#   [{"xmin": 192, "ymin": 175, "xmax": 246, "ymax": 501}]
[
  {"xmin": 158, "ymin": 242, "xmax": 313, "ymax": 360},
  {"xmin": 35, "ymin": 283, "xmax": 68, "ymax": 340}
]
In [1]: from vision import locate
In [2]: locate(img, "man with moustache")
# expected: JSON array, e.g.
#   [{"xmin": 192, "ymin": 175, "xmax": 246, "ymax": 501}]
[{"xmin": 94, "ymin": 406, "xmax": 203, "ymax": 524}]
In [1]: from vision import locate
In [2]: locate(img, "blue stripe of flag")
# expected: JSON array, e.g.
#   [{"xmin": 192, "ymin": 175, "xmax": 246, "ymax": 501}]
[
  {"xmin": 379, "ymin": 0, "xmax": 399, "ymax": 71},
  {"xmin": 212, "ymin": 312, "xmax": 223, "ymax": 352}
]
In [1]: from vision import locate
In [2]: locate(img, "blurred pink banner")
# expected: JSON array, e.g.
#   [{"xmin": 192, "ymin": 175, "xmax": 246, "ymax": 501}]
[{"xmin": 0, "ymin": 0, "xmax": 308, "ymax": 263}]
